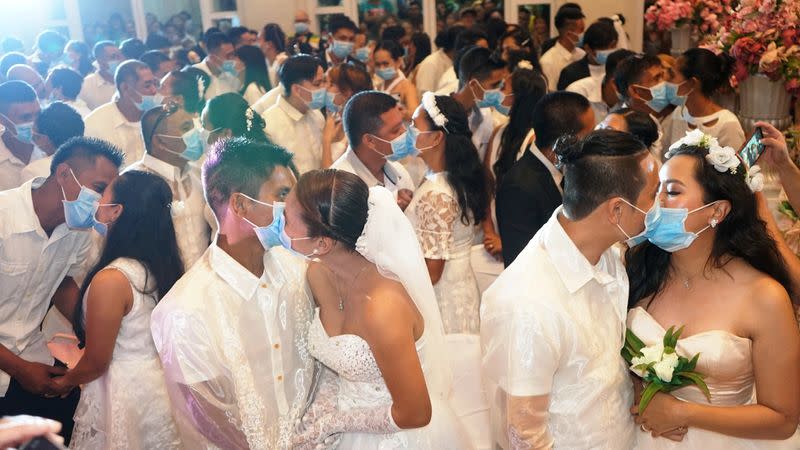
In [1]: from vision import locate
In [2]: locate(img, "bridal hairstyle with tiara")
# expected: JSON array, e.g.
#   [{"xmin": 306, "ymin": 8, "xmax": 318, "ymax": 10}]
[{"xmin": 625, "ymin": 139, "xmax": 792, "ymax": 308}]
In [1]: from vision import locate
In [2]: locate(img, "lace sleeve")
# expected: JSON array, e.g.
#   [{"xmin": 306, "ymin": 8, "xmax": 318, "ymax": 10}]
[{"xmin": 414, "ymin": 190, "xmax": 458, "ymax": 260}]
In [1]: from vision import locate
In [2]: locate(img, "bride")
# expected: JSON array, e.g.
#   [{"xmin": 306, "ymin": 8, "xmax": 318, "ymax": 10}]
[
  {"xmin": 625, "ymin": 130, "xmax": 800, "ymax": 448},
  {"xmin": 281, "ymin": 169, "xmax": 471, "ymax": 449}
]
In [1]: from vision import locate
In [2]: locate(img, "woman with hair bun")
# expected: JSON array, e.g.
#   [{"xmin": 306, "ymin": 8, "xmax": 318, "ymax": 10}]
[
  {"xmin": 668, "ymin": 48, "xmax": 745, "ymax": 150},
  {"xmin": 626, "ymin": 130, "xmax": 800, "ymax": 448}
]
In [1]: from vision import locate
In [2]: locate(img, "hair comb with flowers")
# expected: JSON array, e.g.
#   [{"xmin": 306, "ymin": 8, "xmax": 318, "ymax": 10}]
[
  {"xmin": 421, "ymin": 92, "xmax": 449, "ymax": 132},
  {"xmin": 666, "ymin": 129, "xmax": 764, "ymax": 193}
]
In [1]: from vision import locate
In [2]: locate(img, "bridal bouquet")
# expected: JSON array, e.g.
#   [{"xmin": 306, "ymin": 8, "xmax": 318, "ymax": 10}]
[{"xmin": 622, "ymin": 326, "xmax": 710, "ymax": 413}]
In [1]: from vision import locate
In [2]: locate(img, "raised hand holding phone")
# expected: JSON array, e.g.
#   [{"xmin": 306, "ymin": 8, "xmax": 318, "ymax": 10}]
[{"xmin": 738, "ymin": 126, "xmax": 765, "ymax": 169}]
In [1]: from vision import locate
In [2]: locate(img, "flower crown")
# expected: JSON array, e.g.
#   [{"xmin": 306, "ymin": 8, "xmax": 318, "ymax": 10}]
[
  {"xmin": 666, "ymin": 129, "xmax": 763, "ymax": 193},
  {"xmin": 421, "ymin": 92, "xmax": 449, "ymax": 132},
  {"xmin": 516, "ymin": 60, "xmax": 533, "ymax": 71},
  {"xmin": 245, "ymin": 107, "xmax": 254, "ymax": 132}
]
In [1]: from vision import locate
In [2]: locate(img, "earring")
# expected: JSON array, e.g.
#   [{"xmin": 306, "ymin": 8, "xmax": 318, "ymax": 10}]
[{"xmin": 710, "ymin": 218, "xmax": 718, "ymax": 228}]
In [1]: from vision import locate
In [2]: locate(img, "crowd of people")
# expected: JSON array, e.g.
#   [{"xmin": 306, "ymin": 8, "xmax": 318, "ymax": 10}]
[{"xmin": 0, "ymin": 1, "xmax": 799, "ymax": 449}]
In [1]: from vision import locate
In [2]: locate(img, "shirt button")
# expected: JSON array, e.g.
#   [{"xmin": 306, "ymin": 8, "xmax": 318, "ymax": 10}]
[
  {"xmin": 277, "ymin": 375, "xmax": 283, "ymax": 381},
  {"xmin": 260, "ymin": 283, "xmax": 267, "ymax": 289},
  {"xmin": 273, "ymin": 343, "xmax": 280, "ymax": 350}
]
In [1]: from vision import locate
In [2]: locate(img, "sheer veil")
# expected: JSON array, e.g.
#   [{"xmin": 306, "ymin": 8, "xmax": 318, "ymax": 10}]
[{"xmin": 355, "ymin": 186, "xmax": 453, "ymax": 401}]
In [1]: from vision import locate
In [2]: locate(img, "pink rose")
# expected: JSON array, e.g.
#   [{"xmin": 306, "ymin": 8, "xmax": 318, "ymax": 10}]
[
  {"xmin": 782, "ymin": 28, "xmax": 800, "ymax": 46},
  {"xmin": 734, "ymin": 59, "xmax": 750, "ymax": 83},
  {"xmin": 732, "ymin": 37, "xmax": 765, "ymax": 65},
  {"xmin": 759, "ymin": 43, "xmax": 783, "ymax": 77},
  {"xmin": 786, "ymin": 78, "xmax": 800, "ymax": 95}
]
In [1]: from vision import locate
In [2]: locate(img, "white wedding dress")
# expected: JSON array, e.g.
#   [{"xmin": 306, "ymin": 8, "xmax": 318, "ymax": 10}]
[
  {"xmin": 71, "ymin": 258, "xmax": 180, "ymax": 450},
  {"xmin": 628, "ymin": 307, "xmax": 800, "ymax": 449},
  {"xmin": 308, "ymin": 308, "xmax": 472, "ymax": 449}
]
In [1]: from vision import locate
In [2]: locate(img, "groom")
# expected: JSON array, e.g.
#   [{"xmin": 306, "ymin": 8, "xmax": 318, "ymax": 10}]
[
  {"xmin": 151, "ymin": 137, "xmax": 314, "ymax": 450},
  {"xmin": 480, "ymin": 129, "xmax": 660, "ymax": 449}
]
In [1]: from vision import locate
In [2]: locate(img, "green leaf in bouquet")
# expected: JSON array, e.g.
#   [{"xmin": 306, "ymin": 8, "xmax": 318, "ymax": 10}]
[
  {"xmin": 638, "ymin": 382, "xmax": 663, "ymax": 414},
  {"xmin": 663, "ymin": 325, "xmax": 684, "ymax": 349},
  {"xmin": 676, "ymin": 371, "xmax": 711, "ymax": 402},
  {"xmin": 685, "ymin": 353, "xmax": 700, "ymax": 372},
  {"xmin": 626, "ymin": 329, "xmax": 645, "ymax": 353}
]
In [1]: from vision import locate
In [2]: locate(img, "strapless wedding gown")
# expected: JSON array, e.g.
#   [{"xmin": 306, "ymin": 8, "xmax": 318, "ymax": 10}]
[
  {"xmin": 307, "ymin": 308, "xmax": 473, "ymax": 449},
  {"xmin": 628, "ymin": 307, "xmax": 800, "ymax": 449}
]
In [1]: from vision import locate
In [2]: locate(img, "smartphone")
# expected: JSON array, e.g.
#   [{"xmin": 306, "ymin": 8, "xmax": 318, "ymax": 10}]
[
  {"xmin": 739, "ymin": 127, "xmax": 765, "ymax": 169},
  {"xmin": 19, "ymin": 436, "xmax": 66, "ymax": 450}
]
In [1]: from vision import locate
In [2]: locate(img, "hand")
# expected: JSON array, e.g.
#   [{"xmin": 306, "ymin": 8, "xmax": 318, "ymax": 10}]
[
  {"xmin": 50, "ymin": 375, "xmax": 76, "ymax": 398},
  {"xmin": 322, "ymin": 114, "xmax": 341, "ymax": 144},
  {"xmin": 660, "ymin": 426, "xmax": 689, "ymax": 442},
  {"xmin": 631, "ymin": 392, "xmax": 688, "ymax": 437},
  {"xmin": 0, "ymin": 415, "xmax": 63, "ymax": 450},
  {"xmin": 397, "ymin": 189, "xmax": 413, "ymax": 211},
  {"xmin": 483, "ymin": 232, "xmax": 503, "ymax": 260},
  {"xmin": 755, "ymin": 121, "xmax": 792, "ymax": 170},
  {"xmin": 292, "ymin": 413, "xmax": 341, "ymax": 449},
  {"xmin": 13, "ymin": 361, "xmax": 66, "ymax": 397}
]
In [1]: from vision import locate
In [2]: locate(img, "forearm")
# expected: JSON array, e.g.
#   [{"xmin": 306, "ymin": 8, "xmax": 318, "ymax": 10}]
[
  {"xmin": 757, "ymin": 192, "xmax": 800, "ymax": 303},
  {"xmin": 683, "ymin": 403, "xmax": 798, "ymax": 440},
  {"xmin": 0, "ymin": 345, "xmax": 25, "ymax": 377},
  {"xmin": 778, "ymin": 163, "xmax": 800, "ymax": 211},
  {"xmin": 482, "ymin": 215, "xmax": 498, "ymax": 236},
  {"xmin": 321, "ymin": 139, "xmax": 333, "ymax": 168},
  {"xmin": 178, "ymin": 383, "xmax": 250, "ymax": 449},
  {"xmin": 60, "ymin": 356, "xmax": 106, "ymax": 387},
  {"xmin": 507, "ymin": 394, "xmax": 553, "ymax": 450}
]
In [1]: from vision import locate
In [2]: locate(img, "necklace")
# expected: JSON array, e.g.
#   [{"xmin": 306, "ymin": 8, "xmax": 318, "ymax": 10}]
[
  {"xmin": 332, "ymin": 264, "xmax": 371, "ymax": 311},
  {"xmin": 675, "ymin": 266, "xmax": 706, "ymax": 290}
]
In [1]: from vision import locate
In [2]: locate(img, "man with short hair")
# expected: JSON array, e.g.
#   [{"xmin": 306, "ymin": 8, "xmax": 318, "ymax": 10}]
[
  {"xmin": 6, "ymin": 65, "xmax": 46, "ymax": 100},
  {"xmin": 452, "ymin": 46, "xmax": 509, "ymax": 159},
  {"xmin": 415, "ymin": 26, "xmax": 464, "ymax": 95},
  {"xmin": 496, "ymin": 91, "xmax": 595, "ymax": 266},
  {"xmin": 84, "ymin": 60, "xmax": 159, "ymax": 166},
  {"xmin": 557, "ymin": 19, "xmax": 618, "ymax": 90},
  {"xmin": 228, "ymin": 26, "xmax": 257, "ymax": 48},
  {"xmin": 567, "ymin": 48, "xmax": 635, "ymax": 124},
  {"xmin": 141, "ymin": 50, "xmax": 176, "ymax": 80},
  {"xmin": 262, "ymin": 54, "xmax": 326, "ymax": 174},
  {"xmin": 152, "ymin": 137, "xmax": 313, "ymax": 450},
  {"xmin": 539, "ymin": 6, "xmax": 586, "ymax": 91},
  {"xmin": 193, "ymin": 32, "xmax": 243, "ymax": 99},
  {"xmin": 482, "ymin": 129, "xmax": 660, "ymax": 449},
  {"xmin": 45, "ymin": 67, "xmax": 91, "ymax": 117},
  {"xmin": 0, "ymin": 80, "xmax": 40, "ymax": 190},
  {"xmin": 79, "ymin": 41, "xmax": 124, "ymax": 110},
  {"xmin": 21, "ymin": 101, "xmax": 85, "ymax": 181},
  {"xmin": 435, "ymin": 28, "xmax": 491, "ymax": 95},
  {"xmin": 288, "ymin": 10, "xmax": 320, "ymax": 56},
  {"xmin": 0, "ymin": 137, "xmax": 123, "ymax": 444},
  {"xmin": 28, "ymin": 30, "xmax": 66, "ymax": 77},
  {"xmin": 614, "ymin": 53, "xmax": 673, "ymax": 159},
  {"xmin": 333, "ymin": 90, "xmax": 416, "ymax": 210},
  {"xmin": 323, "ymin": 15, "xmax": 358, "ymax": 70},
  {"xmin": 128, "ymin": 105, "xmax": 211, "ymax": 267},
  {"xmin": 120, "ymin": 38, "xmax": 147, "ymax": 60},
  {"xmin": 540, "ymin": 2, "xmax": 584, "ymax": 54}
]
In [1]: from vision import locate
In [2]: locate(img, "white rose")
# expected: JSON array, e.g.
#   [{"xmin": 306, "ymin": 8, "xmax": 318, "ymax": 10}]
[
  {"xmin": 630, "ymin": 344, "xmax": 664, "ymax": 377},
  {"xmin": 748, "ymin": 172, "xmax": 765, "ymax": 192},
  {"xmin": 653, "ymin": 358, "xmax": 677, "ymax": 382},
  {"xmin": 706, "ymin": 147, "xmax": 741, "ymax": 173}
]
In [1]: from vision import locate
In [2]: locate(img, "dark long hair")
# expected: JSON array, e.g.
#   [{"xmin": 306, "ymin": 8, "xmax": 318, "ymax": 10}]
[
  {"xmin": 294, "ymin": 169, "xmax": 369, "ymax": 251},
  {"xmin": 65, "ymin": 40, "xmax": 93, "ymax": 77},
  {"xmin": 236, "ymin": 44, "xmax": 272, "ymax": 94},
  {"xmin": 423, "ymin": 95, "xmax": 489, "ymax": 225},
  {"xmin": 204, "ymin": 93, "xmax": 269, "ymax": 143},
  {"xmin": 493, "ymin": 63, "xmax": 546, "ymax": 189},
  {"xmin": 410, "ymin": 32, "xmax": 431, "ymax": 69},
  {"xmin": 171, "ymin": 67, "xmax": 210, "ymax": 114},
  {"xmin": 625, "ymin": 145, "xmax": 791, "ymax": 308},
  {"xmin": 73, "ymin": 171, "xmax": 184, "ymax": 345}
]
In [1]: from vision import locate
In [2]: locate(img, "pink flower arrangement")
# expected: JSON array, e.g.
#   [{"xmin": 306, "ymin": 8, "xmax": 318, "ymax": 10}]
[
  {"xmin": 645, "ymin": 0, "xmax": 735, "ymax": 36},
  {"xmin": 710, "ymin": 0, "xmax": 800, "ymax": 95}
]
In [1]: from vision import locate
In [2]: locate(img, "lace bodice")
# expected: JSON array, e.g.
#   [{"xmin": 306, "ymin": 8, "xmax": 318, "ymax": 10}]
[{"xmin": 627, "ymin": 307, "xmax": 754, "ymax": 405}]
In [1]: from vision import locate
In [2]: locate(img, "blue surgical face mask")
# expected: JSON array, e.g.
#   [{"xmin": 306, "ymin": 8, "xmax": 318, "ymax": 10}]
[
  {"xmin": 221, "ymin": 60, "xmax": 239, "ymax": 76},
  {"xmin": 239, "ymin": 194, "xmax": 288, "ymax": 249},
  {"xmin": 407, "ymin": 125, "xmax": 437, "ymax": 153},
  {"xmin": 61, "ymin": 168, "xmax": 102, "ymax": 230},
  {"xmin": 637, "ymin": 81, "xmax": 670, "ymax": 113},
  {"xmin": 376, "ymin": 66, "xmax": 397, "ymax": 81},
  {"xmin": 355, "ymin": 47, "xmax": 370, "ymax": 63},
  {"xmin": 294, "ymin": 22, "xmax": 310, "ymax": 34},
  {"xmin": 616, "ymin": 198, "xmax": 653, "ymax": 247},
  {"xmin": 372, "ymin": 129, "xmax": 415, "ymax": 162},
  {"xmin": 473, "ymin": 80, "xmax": 507, "ymax": 110},
  {"xmin": 107, "ymin": 59, "xmax": 122, "ymax": 76},
  {"xmin": 644, "ymin": 201, "xmax": 718, "ymax": 252},
  {"xmin": 595, "ymin": 49, "xmax": 614, "ymax": 65},
  {"xmin": 299, "ymin": 85, "xmax": 327, "ymax": 110},
  {"xmin": 134, "ymin": 91, "xmax": 164, "ymax": 112},
  {"xmin": 325, "ymin": 90, "xmax": 341, "ymax": 113},
  {"xmin": 92, "ymin": 204, "xmax": 120, "ymax": 237},
  {"xmin": 15, "ymin": 122, "xmax": 33, "ymax": 144},
  {"xmin": 331, "ymin": 40, "xmax": 354, "ymax": 59},
  {"xmin": 666, "ymin": 81, "xmax": 692, "ymax": 107},
  {"xmin": 159, "ymin": 127, "xmax": 205, "ymax": 161}
]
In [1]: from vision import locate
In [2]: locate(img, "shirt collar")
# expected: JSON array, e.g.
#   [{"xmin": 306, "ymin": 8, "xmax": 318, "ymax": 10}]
[
  {"xmin": 277, "ymin": 94, "xmax": 304, "ymax": 122},
  {"xmin": 208, "ymin": 241, "xmax": 261, "ymax": 300},
  {"xmin": 529, "ymin": 142, "xmax": 563, "ymax": 193},
  {"xmin": 344, "ymin": 147, "xmax": 399, "ymax": 187},
  {"xmin": 9, "ymin": 177, "xmax": 49, "ymax": 237},
  {"xmin": 0, "ymin": 138, "xmax": 24, "ymax": 166},
  {"xmin": 541, "ymin": 207, "xmax": 616, "ymax": 294},
  {"xmin": 136, "ymin": 154, "xmax": 188, "ymax": 181}
]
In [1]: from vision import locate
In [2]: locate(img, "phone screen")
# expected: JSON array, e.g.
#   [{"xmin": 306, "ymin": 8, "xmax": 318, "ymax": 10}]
[{"xmin": 739, "ymin": 127, "xmax": 765, "ymax": 169}]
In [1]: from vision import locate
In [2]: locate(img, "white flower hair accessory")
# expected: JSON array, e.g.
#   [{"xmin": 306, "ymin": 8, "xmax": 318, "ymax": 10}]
[
  {"xmin": 245, "ymin": 107, "xmax": 254, "ymax": 132},
  {"xmin": 421, "ymin": 92, "xmax": 449, "ymax": 132},
  {"xmin": 667, "ymin": 129, "xmax": 741, "ymax": 174},
  {"xmin": 746, "ymin": 164, "xmax": 765, "ymax": 193},
  {"xmin": 517, "ymin": 60, "xmax": 533, "ymax": 71},
  {"xmin": 197, "ymin": 76, "xmax": 206, "ymax": 101}
]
